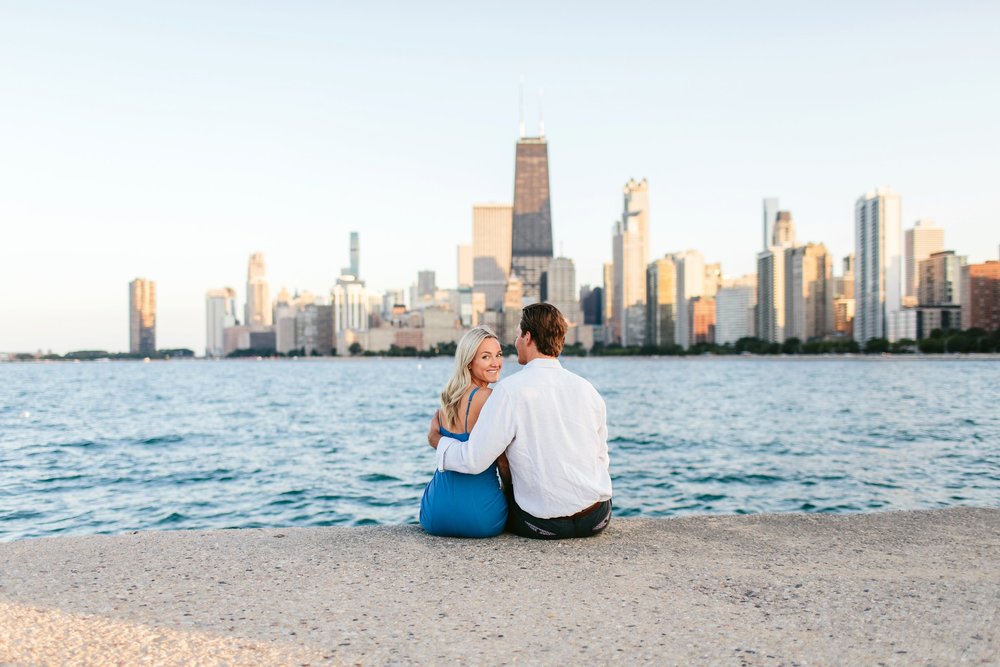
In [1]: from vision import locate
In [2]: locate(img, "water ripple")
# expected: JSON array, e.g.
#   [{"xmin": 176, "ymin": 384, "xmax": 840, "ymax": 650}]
[{"xmin": 1, "ymin": 357, "xmax": 999, "ymax": 541}]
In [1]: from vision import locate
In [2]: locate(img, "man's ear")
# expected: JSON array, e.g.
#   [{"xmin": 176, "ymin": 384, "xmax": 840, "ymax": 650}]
[{"xmin": 522, "ymin": 330, "xmax": 533, "ymax": 347}]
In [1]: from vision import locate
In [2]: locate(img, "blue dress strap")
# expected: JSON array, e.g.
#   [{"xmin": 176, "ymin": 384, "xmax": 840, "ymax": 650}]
[{"xmin": 463, "ymin": 387, "xmax": 480, "ymax": 434}]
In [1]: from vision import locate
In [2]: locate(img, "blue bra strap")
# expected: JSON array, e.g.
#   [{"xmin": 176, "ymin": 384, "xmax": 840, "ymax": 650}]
[{"xmin": 463, "ymin": 387, "xmax": 480, "ymax": 433}]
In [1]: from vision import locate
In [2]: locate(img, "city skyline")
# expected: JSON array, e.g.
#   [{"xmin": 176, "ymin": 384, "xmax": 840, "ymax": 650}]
[{"xmin": 2, "ymin": 2, "xmax": 999, "ymax": 353}]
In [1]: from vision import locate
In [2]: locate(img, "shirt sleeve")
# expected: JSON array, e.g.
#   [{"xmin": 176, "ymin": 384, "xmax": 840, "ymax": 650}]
[{"xmin": 439, "ymin": 384, "xmax": 515, "ymax": 474}]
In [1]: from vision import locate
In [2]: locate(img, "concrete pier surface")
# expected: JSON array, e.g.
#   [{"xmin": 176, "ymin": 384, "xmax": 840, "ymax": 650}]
[{"xmin": 1, "ymin": 508, "xmax": 997, "ymax": 665}]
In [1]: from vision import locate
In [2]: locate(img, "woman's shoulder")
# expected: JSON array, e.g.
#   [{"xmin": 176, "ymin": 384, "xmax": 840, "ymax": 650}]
[{"xmin": 470, "ymin": 386, "xmax": 493, "ymax": 403}]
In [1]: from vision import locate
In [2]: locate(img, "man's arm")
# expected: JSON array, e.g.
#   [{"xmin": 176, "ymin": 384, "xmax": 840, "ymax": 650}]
[{"xmin": 429, "ymin": 385, "xmax": 515, "ymax": 475}]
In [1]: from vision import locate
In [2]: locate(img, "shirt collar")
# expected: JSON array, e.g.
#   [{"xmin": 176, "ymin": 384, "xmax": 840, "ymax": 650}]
[{"xmin": 525, "ymin": 357, "xmax": 562, "ymax": 369}]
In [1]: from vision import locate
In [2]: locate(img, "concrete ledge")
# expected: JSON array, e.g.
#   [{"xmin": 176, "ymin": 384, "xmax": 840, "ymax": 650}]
[{"xmin": 2, "ymin": 508, "xmax": 998, "ymax": 665}]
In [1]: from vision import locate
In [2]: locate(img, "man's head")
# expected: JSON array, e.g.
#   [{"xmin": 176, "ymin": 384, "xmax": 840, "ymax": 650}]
[{"xmin": 514, "ymin": 303, "xmax": 568, "ymax": 364}]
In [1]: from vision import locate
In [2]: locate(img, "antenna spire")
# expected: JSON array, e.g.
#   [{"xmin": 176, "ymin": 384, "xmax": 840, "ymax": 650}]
[
  {"xmin": 518, "ymin": 79, "xmax": 525, "ymax": 139},
  {"xmin": 538, "ymin": 87, "xmax": 545, "ymax": 138}
]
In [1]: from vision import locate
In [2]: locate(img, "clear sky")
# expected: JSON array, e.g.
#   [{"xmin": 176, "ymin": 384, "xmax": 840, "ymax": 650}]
[{"xmin": 2, "ymin": 1, "xmax": 998, "ymax": 353}]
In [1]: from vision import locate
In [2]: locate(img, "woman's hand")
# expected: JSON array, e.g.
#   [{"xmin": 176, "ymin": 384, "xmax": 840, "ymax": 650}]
[{"xmin": 427, "ymin": 411, "xmax": 442, "ymax": 449}]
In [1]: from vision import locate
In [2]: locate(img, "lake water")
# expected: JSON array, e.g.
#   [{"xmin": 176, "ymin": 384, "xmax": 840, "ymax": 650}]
[{"xmin": 1, "ymin": 357, "xmax": 998, "ymax": 541}]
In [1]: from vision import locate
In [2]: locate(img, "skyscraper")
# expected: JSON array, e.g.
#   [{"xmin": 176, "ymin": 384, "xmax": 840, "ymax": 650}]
[
  {"xmin": 245, "ymin": 252, "xmax": 272, "ymax": 327},
  {"xmin": 756, "ymin": 250, "xmax": 788, "ymax": 343},
  {"xmin": 674, "ymin": 250, "xmax": 705, "ymax": 348},
  {"xmin": 511, "ymin": 136, "xmax": 552, "ymax": 303},
  {"xmin": 611, "ymin": 178, "xmax": 650, "ymax": 346},
  {"xmin": 854, "ymin": 187, "xmax": 903, "ymax": 343},
  {"xmin": 472, "ymin": 203, "xmax": 513, "ymax": 310},
  {"xmin": 645, "ymin": 255, "xmax": 677, "ymax": 347},
  {"xmin": 129, "ymin": 278, "xmax": 156, "ymax": 355},
  {"xmin": 715, "ymin": 274, "xmax": 756, "ymax": 345},
  {"xmin": 914, "ymin": 250, "xmax": 966, "ymax": 337},
  {"xmin": 349, "ymin": 231, "xmax": 360, "ymax": 279},
  {"xmin": 772, "ymin": 211, "xmax": 796, "ymax": 247},
  {"xmin": 763, "ymin": 198, "xmax": 779, "ymax": 251},
  {"xmin": 756, "ymin": 211, "xmax": 797, "ymax": 343},
  {"xmin": 904, "ymin": 219, "xmax": 944, "ymax": 303},
  {"xmin": 543, "ymin": 256, "xmax": 579, "ymax": 326},
  {"xmin": 205, "ymin": 287, "xmax": 237, "ymax": 357},
  {"xmin": 332, "ymin": 276, "xmax": 369, "ymax": 333},
  {"xmin": 785, "ymin": 243, "xmax": 833, "ymax": 341}
]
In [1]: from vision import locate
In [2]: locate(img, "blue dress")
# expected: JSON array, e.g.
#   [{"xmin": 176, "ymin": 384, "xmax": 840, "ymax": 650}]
[{"xmin": 419, "ymin": 388, "xmax": 508, "ymax": 537}]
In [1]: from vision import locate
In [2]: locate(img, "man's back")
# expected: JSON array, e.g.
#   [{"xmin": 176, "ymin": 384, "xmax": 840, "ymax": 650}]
[{"xmin": 498, "ymin": 358, "xmax": 611, "ymax": 519}]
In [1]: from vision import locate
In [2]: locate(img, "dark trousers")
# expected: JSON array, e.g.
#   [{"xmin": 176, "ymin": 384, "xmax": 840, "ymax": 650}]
[{"xmin": 507, "ymin": 498, "xmax": 612, "ymax": 540}]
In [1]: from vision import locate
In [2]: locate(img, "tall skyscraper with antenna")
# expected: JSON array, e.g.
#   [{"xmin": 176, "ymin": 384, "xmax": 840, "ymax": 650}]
[{"xmin": 510, "ymin": 89, "xmax": 552, "ymax": 304}]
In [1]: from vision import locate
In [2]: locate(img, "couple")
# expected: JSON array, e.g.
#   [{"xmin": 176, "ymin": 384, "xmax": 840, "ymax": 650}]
[{"xmin": 419, "ymin": 303, "xmax": 613, "ymax": 540}]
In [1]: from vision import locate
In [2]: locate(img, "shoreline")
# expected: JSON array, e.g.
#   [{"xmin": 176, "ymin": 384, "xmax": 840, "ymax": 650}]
[
  {"xmin": 2, "ymin": 508, "xmax": 997, "ymax": 664},
  {"xmin": 4, "ymin": 352, "xmax": 1000, "ymax": 363}
]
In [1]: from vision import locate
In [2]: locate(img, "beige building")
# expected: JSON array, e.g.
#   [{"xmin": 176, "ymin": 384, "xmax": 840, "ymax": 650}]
[
  {"xmin": 611, "ymin": 178, "xmax": 649, "ymax": 345},
  {"xmin": 918, "ymin": 250, "xmax": 965, "ymax": 306},
  {"xmin": 905, "ymin": 219, "xmax": 944, "ymax": 304},
  {"xmin": 245, "ymin": 252, "xmax": 272, "ymax": 327},
  {"xmin": 786, "ymin": 243, "xmax": 833, "ymax": 341},
  {"xmin": 703, "ymin": 263, "xmax": 722, "ymax": 298},
  {"xmin": 129, "ymin": 278, "xmax": 156, "ymax": 355},
  {"xmin": 472, "ymin": 203, "xmax": 513, "ymax": 311},
  {"xmin": 772, "ymin": 211, "xmax": 796, "ymax": 247}
]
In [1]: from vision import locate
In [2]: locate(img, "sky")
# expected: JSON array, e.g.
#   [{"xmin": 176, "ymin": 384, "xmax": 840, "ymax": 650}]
[{"xmin": 2, "ymin": 1, "xmax": 998, "ymax": 354}]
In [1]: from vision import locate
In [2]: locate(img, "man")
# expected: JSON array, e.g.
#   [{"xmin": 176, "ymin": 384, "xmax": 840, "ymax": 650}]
[{"xmin": 428, "ymin": 303, "xmax": 612, "ymax": 539}]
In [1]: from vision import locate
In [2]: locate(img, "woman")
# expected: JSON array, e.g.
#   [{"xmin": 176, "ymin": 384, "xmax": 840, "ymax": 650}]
[{"xmin": 419, "ymin": 325, "xmax": 509, "ymax": 537}]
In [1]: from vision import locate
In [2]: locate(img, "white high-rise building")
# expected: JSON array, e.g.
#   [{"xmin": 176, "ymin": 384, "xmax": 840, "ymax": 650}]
[
  {"xmin": 715, "ymin": 275, "xmax": 757, "ymax": 345},
  {"xmin": 245, "ymin": 252, "xmax": 272, "ymax": 327},
  {"xmin": 904, "ymin": 219, "xmax": 944, "ymax": 303},
  {"xmin": 472, "ymin": 203, "xmax": 513, "ymax": 311},
  {"xmin": 332, "ymin": 277, "xmax": 369, "ymax": 333},
  {"xmin": 205, "ymin": 287, "xmax": 237, "ymax": 357},
  {"xmin": 611, "ymin": 178, "xmax": 650, "ymax": 345},
  {"xmin": 854, "ymin": 187, "xmax": 903, "ymax": 343},
  {"xmin": 544, "ymin": 257, "xmax": 579, "ymax": 326},
  {"xmin": 674, "ymin": 250, "xmax": 705, "ymax": 348}
]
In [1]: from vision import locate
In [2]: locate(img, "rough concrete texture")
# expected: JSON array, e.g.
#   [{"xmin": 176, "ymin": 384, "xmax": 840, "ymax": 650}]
[{"xmin": 1, "ymin": 508, "xmax": 998, "ymax": 665}]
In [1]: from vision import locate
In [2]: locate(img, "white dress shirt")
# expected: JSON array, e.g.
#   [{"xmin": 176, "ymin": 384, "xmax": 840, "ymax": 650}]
[{"xmin": 436, "ymin": 357, "xmax": 612, "ymax": 519}]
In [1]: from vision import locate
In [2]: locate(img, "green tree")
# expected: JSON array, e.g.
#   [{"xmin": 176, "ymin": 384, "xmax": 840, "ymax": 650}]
[
  {"xmin": 864, "ymin": 338, "xmax": 889, "ymax": 354},
  {"xmin": 781, "ymin": 337, "xmax": 803, "ymax": 354}
]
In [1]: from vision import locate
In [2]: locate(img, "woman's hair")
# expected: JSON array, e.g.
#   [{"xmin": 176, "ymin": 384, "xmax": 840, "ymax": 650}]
[
  {"xmin": 440, "ymin": 325, "xmax": 499, "ymax": 430},
  {"xmin": 519, "ymin": 303, "xmax": 568, "ymax": 357}
]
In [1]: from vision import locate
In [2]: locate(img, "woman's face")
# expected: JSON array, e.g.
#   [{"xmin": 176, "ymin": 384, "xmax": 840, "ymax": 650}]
[{"xmin": 469, "ymin": 337, "xmax": 503, "ymax": 386}]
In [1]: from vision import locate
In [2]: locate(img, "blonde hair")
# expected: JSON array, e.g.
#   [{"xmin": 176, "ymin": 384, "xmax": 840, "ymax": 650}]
[{"xmin": 440, "ymin": 325, "xmax": 499, "ymax": 430}]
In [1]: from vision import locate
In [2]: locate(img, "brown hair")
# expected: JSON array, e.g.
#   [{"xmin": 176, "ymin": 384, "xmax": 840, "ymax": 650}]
[{"xmin": 519, "ymin": 303, "xmax": 568, "ymax": 357}]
